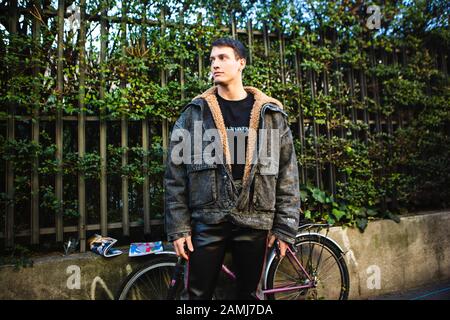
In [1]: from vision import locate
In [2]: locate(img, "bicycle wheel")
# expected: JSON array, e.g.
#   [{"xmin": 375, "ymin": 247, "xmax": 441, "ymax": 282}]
[
  {"xmin": 266, "ymin": 234, "xmax": 349, "ymax": 300},
  {"xmin": 116, "ymin": 254, "xmax": 182, "ymax": 300}
]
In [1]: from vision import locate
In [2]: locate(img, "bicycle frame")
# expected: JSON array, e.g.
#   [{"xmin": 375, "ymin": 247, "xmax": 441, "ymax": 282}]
[
  {"xmin": 165, "ymin": 223, "xmax": 346, "ymax": 300},
  {"xmin": 222, "ymin": 226, "xmax": 347, "ymax": 299},
  {"xmin": 262, "ymin": 245, "xmax": 315, "ymax": 296},
  {"xmin": 219, "ymin": 243, "xmax": 315, "ymax": 299}
]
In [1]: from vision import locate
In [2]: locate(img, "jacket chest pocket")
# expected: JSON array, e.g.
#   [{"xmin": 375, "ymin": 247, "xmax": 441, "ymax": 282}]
[
  {"xmin": 252, "ymin": 165, "xmax": 278, "ymax": 211},
  {"xmin": 187, "ymin": 163, "xmax": 217, "ymax": 208}
]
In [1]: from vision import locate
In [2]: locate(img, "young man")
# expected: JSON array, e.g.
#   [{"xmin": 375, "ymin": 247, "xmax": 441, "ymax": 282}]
[{"xmin": 164, "ymin": 37, "xmax": 301, "ymax": 300}]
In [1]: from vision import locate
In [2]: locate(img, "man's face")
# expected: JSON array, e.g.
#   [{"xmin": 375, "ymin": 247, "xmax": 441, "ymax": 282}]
[{"xmin": 209, "ymin": 46, "xmax": 245, "ymax": 85}]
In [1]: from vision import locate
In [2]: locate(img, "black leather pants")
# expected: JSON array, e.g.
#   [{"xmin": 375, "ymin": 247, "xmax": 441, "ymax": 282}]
[{"xmin": 184, "ymin": 220, "xmax": 269, "ymax": 300}]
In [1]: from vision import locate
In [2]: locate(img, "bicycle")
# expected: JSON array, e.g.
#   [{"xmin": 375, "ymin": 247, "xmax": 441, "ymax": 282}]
[{"xmin": 116, "ymin": 222, "xmax": 350, "ymax": 300}]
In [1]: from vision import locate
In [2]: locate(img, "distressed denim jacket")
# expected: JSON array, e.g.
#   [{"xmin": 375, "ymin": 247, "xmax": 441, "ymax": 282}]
[{"xmin": 164, "ymin": 86, "xmax": 301, "ymax": 244}]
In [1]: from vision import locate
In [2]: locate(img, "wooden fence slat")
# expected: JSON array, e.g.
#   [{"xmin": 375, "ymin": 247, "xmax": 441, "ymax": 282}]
[
  {"xmin": 335, "ymin": 59, "xmax": 347, "ymax": 186},
  {"xmin": 323, "ymin": 70, "xmax": 336, "ymax": 196},
  {"xmin": 441, "ymin": 50, "xmax": 448, "ymax": 76},
  {"xmin": 161, "ymin": 7, "xmax": 169, "ymax": 164},
  {"xmin": 359, "ymin": 69, "xmax": 369, "ymax": 143},
  {"xmin": 99, "ymin": 1, "xmax": 108, "ymax": 237},
  {"xmin": 231, "ymin": 13, "xmax": 237, "ymax": 39},
  {"xmin": 55, "ymin": 0, "xmax": 65, "ymax": 243},
  {"xmin": 78, "ymin": 0, "xmax": 87, "ymax": 252},
  {"xmin": 141, "ymin": 2, "xmax": 150, "ymax": 236},
  {"xmin": 294, "ymin": 45, "xmax": 307, "ymax": 184},
  {"xmin": 7, "ymin": 115, "xmax": 402, "ymax": 126},
  {"xmin": 0, "ymin": 220, "xmax": 164, "ymax": 238},
  {"xmin": 142, "ymin": 118, "xmax": 150, "ymax": 235},
  {"xmin": 196, "ymin": 12, "xmax": 203, "ymax": 83},
  {"xmin": 179, "ymin": 7, "xmax": 185, "ymax": 100},
  {"xmin": 31, "ymin": 0, "xmax": 42, "ymax": 245},
  {"xmin": 121, "ymin": 2, "xmax": 129, "ymax": 237},
  {"xmin": 262, "ymin": 22, "xmax": 271, "ymax": 89},
  {"xmin": 278, "ymin": 29, "xmax": 286, "ymax": 86},
  {"xmin": 247, "ymin": 18, "xmax": 253, "ymax": 66},
  {"xmin": 308, "ymin": 68, "xmax": 322, "ymax": 189},
  {"xmin": 369, "ymin": 47, "xmax": 382, "ymax": 134},
  {"xmin": 263, "ymin": 23, "xmax": 269, "ymax": 58},
  {"xmin": 121, "ymin": 121, "xmax": 129, "ymax": 237},
  {"xmin": 348, "ymin": 67, "xmax": 358, "ymax": 138},
  {"xmin": 5, "ymin": 0, "xmax": 18, "ymax": 249}
]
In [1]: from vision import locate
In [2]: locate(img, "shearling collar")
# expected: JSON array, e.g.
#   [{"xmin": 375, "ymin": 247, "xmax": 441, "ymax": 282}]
[{"xmin": 192, "ymin": 85, "xmax": 284, "ymax": 188}]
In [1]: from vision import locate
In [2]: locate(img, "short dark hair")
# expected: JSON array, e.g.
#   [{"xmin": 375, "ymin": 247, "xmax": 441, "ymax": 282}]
[{"xmin": 211, "ymin": 37, "xmax": 247, "ymax": 61}]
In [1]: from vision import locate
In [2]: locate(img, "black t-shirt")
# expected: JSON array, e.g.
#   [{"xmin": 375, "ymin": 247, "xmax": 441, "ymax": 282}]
[{"xmin": 216, "ymin": 91, "xmax": 255, "ymax": 180}]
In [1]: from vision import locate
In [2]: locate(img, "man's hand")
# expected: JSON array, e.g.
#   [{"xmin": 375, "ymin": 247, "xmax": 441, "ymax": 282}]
[
  {"xmin": 267, "ymin": 234, "xmax": 289, "ymax": 257},
  {"xmin": 173, "ymin": 236, "xmax": 194, "ymax": 260}
]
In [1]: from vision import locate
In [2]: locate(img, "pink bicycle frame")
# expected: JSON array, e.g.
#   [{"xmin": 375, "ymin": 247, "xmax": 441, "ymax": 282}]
[{"xmin": 220, "ymin": 245, "xmax": 315, "ymax": 298}]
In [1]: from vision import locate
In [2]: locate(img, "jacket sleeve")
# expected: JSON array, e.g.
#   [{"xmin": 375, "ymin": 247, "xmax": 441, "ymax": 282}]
[
  {"xmin": 164, "ymin": 116, "xmax": 192, "ymax": 242},
  {"xmin": 271, "ymin": 119, "xmax": 302, "ymax": 245}
]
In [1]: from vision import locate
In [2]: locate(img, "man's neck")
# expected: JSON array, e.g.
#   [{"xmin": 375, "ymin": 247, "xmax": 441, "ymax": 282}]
[{"xmin": 217, "ymin": 82, "xmax": 247, "ymax": 101}]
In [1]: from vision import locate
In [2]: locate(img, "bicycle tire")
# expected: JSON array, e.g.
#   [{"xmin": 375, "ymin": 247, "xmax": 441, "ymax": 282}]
[
  {"xmin": 265, "ymin": 234, "xmax": 350, "ymax": 300},
  {"xmin": 116, "ymin": 254, "xmax": 182, "ymax": 300}
]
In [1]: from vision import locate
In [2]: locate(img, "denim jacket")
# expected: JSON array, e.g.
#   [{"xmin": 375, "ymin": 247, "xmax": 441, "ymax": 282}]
[{"xmin": 164, "ymin": 86, "xmax": 301, "ymax": 244}]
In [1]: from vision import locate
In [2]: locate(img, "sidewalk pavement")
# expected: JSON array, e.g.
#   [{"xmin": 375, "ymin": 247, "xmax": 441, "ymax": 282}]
[{"xmin": 371, "ymin": 280, "xmax": 450, "ymax": 300}]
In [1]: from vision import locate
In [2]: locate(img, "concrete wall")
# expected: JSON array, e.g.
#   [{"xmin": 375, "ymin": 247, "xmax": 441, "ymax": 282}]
[
  {"xmin": 326, "ymin": 210, "xmax": 450, "ymax": 299},
  {"xmin": 0, "ymin": 210, "xmax": 449, "ymax": 300}
]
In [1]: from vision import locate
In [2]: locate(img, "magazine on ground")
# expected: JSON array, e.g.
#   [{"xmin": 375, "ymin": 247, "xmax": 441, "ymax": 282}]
[
  {"xmin": 129, "ymin": 241, "xmax": 164, "ymax": 257},
  {"xmin": 88, "ymin": 234, "xmax": 123, "ymax": 258}
]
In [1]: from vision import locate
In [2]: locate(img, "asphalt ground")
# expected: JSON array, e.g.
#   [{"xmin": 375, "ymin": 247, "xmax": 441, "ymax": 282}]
[{"xmin": 371, "ymin": 280, "xmax": 450, "ymax": 300}]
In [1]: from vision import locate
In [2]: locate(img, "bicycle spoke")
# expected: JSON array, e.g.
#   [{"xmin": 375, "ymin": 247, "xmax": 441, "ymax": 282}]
[
  {"xmin": 133, "ymin": 266, "xmax": 172, "ymax": 299},
  {"xmin": 155, "ymin": 270, "xmax": 164, "ymax": 297},
  {"xmin": 159, "ymin": 267, "xmax": 172, "ymax": 297},
  {"xmin": 317, "ymin": 254, "xmax": 345, "ymax": 279},
  {"xmin": 299, "ymin": 241, "xmax": 304, "ymax": 268},
  {"xmin": 287, "ymin": 289, "xmax": 303, "ymax": 300},
  {"xmin": 318, "ymin": 258, "xmax": 340, "ymax": 281},
  {"xmin": 313, "ymin": 253, "xmax": 335, "ymax": 275},
  {"xmin": 142, "ymin": 273, "xmax": 158, "ymax": 299},
  {"xmin": 117, "ymin": 258, "xmax": 182, "ymax": 300},
  {"xmin": 160, "ymin": 269, "xmax": 169, "ymax": 294},
  {"xmin": 274, "ymin": 281, "xmax": 301, "ymax": 288},
  {"xmin": 286, "ymin": 251, "xmax": 308, "ymax": 279},
  {"xmin": 317, "ymin": 270, "xmax": 340, "ymax": 284},
  {"xmin": 315, "ymin": 236, "xmax": 326, "ymax": 274},
  {"xmin": 150, "ymin": 270, "xmax": 165, "ymax": 298},
  {"xmin": 275, "ymin": 268, "xmax": 302, "ymax": 283},
  {"xmin": 306, "ymin": 238, "xmax": 314, "ymax": 275},
  {"xmin": 132, "ymin": 283, "xmax": 145, "ymax": 300},
  {"xmin": 276, "ymin": 288, "xmax": 304, "ymax": 300},
  {"xmin": 129, "ymin": 287, "xmax": 137, "ymax": 300}
]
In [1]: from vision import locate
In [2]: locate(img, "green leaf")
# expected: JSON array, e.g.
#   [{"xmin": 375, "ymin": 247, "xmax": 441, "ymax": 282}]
[
  {"xmin": 386, "ymin": 211, "xmax": 401, "ymax": 223},
  {"xmin": 355, "ymin": 208, "xmax": 367, "ymax": 217},
  {"xmin": 312, "ymin": 189, "xmax": 326, "ymax": 203},
  {"xmin": 327, "ymin": 216, "xmax": 336, "ymax": 225},
  {"xmin": 324, "ymin": 196, "xmax": 333, "ymax": 204},
  {"xmin": 304, "ymin": 210, "xmax": 312, "ymax": 220},
  {"xmin": 299, "ymin": 190, "xmax": 308, "ymax": 202},
  {"xmin": 332, "ymin": 208, "xmax": 346, "ymax": 222},
  {"xmin": 356, "ymin": 218, "xmax": 368, "ymax": 232}
]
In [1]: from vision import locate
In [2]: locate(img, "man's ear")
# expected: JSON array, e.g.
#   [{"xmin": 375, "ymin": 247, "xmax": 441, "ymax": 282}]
[{"xmin": 240, "ymin": 58, "xmax": 246, "ymax": 72}]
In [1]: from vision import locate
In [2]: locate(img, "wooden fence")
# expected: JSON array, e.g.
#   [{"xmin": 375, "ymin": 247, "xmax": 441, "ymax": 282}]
[{"xmin": 0, "ymin": 1, "xmax": 448, "ymax": 251}]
